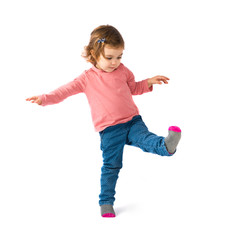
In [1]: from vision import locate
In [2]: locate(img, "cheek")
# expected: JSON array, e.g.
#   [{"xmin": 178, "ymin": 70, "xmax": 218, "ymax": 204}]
[
  {"xmin": 97, "ymin": 56, "xmax": 106, "ymax": 65},
  {"xmin": 103, "ymin": 60, "xmax": 110, "ymax": 66},
  {"xmin": 98, "ymin": 59, "xmax": 105, "ymax": 67}
]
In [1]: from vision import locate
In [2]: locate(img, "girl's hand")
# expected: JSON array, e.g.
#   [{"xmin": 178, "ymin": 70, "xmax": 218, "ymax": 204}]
[
  {"xmin": 26, "ymin": 96, "xmax": 42, "ymax": 105},
  {"xmin": 148, "ymin": 75, "xmax": 170, "ymax": 88}
]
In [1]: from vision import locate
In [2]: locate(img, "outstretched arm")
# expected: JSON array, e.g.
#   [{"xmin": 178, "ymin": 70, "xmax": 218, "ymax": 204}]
[
  {"xmin": 125, "ymin": 65, "xmax": 170, "ymax": 95},
  {"xmin": 26, "ymin": 74, "xmax": 86, "ymax": 106}
]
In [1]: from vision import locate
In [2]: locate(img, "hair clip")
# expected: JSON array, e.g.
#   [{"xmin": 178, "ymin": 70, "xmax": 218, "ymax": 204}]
[{"xmin": 97, "ymin": 38, "xmax": 106, "ymax": 43}]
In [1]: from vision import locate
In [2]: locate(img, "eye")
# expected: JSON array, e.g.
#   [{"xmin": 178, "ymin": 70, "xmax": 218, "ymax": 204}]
[
  {"xmin": 106, "ymin": 57, "xmax": 112, "ymax": 60},
  {"xmin": 117, "ymin": 56, "xmax": 122, "ymax": 59}
]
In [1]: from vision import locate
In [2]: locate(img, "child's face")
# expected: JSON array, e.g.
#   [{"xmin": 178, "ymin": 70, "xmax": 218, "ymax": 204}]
[{"xmin": 96, "ymin": 45, "xmax": 124, "ymax": 73}]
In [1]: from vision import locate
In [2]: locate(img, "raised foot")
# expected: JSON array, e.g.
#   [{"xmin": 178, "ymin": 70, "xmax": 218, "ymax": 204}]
[{"xmin": 168, "ymin": 126, "xmax": 181, "ymax": 132}]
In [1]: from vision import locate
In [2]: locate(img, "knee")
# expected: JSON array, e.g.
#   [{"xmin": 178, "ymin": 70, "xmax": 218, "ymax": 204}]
[
  {"xmin": 102, "ymin": 149, "xmax": 124, "ymax": 171},
  {"xmin": 103, "ymin": 161, "xmax": 122, "ymax": 172}
]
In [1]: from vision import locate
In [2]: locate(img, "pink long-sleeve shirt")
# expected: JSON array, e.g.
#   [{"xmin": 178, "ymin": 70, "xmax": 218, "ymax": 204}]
[{"xmin": 40, "ymin": 63, "xmax": 153, "ymax": 132}]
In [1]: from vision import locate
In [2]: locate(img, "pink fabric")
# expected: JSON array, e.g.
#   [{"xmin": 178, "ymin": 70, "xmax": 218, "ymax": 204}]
[
  {"xmin": 40, "ymin": 63, "xmax": 152, "ymax": 132},
  {"xmin": 102, "ymin": 213, "xmax": 116, "ymax": 218},
  {"xmin": 168, "ymin": 126, "xmax": 181, "ymax": 132}
]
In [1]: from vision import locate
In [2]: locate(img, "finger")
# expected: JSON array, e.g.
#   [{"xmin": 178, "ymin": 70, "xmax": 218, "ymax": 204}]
[
  {"xmin": 162, "ymin": 79, "xmax": 169, "ymax": 84},
  {"xmin": 27, "ymin": 96, "xmax": 36, "ymax": 101},
  {"xmin": 31, "ymin": 98, "xmax": 38, "ymax": 103},
  {"xmin": 160, "ymin": 76, "xmax": 170, "ymax": 81},
  {"xmin": 155, "ymin": 76, "xmax": 169, "ymax": 83},
  {"xmin": 155, "ymin": 75, "xmax": 169, "ymax": 79},
  {"xmin": 162, "ymin": 76, "xmax": 170, "ymax": 80},
  {"xmin": 156, "ymin": 79, "xmax": 168, "ymax": 84},
  {"xmin": 158, "ymin": 77, "xmax": 169, "ymax": 84}
]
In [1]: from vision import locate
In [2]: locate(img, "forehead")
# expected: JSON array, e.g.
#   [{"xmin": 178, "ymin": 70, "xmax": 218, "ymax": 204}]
[{"xmin": 104, "ymin": 45, "xmax": 124, "ymax": 56}]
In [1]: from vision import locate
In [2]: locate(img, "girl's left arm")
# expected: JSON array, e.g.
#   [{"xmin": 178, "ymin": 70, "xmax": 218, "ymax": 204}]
[
  {"xmin": 126, "ymin": 68, "xmax": 152, "ymax": 95},
  {"xmin": 126, "ymin": 70, "xmax": 169, "ymax": 95}
]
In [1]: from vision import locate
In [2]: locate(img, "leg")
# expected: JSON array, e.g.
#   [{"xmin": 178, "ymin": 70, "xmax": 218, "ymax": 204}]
[
  {"xmin": 127, "ymin": 116, "xmax": 180, "ymax": 156},
  {"xmin": 99, "ymin": 123, "xmax": 128, "ymax": 210}
]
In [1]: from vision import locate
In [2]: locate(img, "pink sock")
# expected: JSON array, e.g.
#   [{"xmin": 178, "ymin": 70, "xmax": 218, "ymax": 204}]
[
  {"xmin": 168, "ymin": 126, "xmax": 181, "ymax": 132},
  {"xmin": 101, "ymin": 205, "xmax": 116, "ymax": 218},
  {"xmin": 165, "ymin": 126, "xmax": 181, "ymax": 154},
  {"xmin": 102, "ymin": 213, "xmax": 116, "ymax": 218}
]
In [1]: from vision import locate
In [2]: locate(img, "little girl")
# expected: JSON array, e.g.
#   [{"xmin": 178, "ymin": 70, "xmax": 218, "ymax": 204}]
[{"xmin": 26, "ymin": 25, "xmax": 181, "ymax": 218}]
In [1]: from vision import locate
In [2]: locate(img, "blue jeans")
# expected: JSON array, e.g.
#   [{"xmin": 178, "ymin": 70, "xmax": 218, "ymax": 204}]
[{"xmin": 99, "ymin": 115, "xmax": 173, "ymax": 206}]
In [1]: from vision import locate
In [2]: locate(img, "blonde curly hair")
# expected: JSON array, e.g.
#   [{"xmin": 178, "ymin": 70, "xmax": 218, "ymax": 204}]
[{"xmin": 82, "ymin": 25, "xmax": 125, "ymax": 66}]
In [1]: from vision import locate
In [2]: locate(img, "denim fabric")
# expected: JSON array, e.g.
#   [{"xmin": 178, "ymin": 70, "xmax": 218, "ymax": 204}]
[{"xmin": 99, "ymin": 115, "xmax": 173, "ymax": 206}]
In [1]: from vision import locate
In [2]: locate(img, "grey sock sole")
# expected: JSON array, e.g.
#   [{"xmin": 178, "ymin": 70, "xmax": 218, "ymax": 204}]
[
  {"xmin": 164, "ymin": 129, "xmax": 181, "ymax": 154},
  {"xmin": 100, "ymin": 205, "xmax": 116, "ymax": 217}
]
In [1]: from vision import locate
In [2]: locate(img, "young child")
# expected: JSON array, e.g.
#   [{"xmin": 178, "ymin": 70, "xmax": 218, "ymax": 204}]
[{"xmin": 26, "ymin": 25, "xmax": 181, "ymax": 218}]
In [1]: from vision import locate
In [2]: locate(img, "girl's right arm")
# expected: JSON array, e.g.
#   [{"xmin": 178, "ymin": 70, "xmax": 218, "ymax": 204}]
[{"xmin": 26, "ymin": 74, "xmax": 86, "ymax": 106}]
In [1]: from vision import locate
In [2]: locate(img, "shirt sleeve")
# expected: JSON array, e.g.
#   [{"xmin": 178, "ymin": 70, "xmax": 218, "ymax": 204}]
[
  {"xmin": 125, "ymin": 67, "xmax": 153, "ymax": 95},
  {"xmin": 39, "ymin": 72, "xmax": 86, "ymax": 106}
]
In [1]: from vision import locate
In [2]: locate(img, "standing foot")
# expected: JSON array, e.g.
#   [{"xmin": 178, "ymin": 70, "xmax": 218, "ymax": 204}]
[{"xmin": 100, "ymin": 205, "xmax": 116, "ymax": 218}]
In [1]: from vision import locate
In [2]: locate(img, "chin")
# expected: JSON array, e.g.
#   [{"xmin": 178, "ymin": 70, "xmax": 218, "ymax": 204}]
[{"xmin": 106, "ymin": 68, "xmax": 115, "ymax": 72}]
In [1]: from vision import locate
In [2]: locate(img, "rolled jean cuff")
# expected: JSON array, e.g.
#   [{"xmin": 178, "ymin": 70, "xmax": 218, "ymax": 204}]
[{"xmin": 99, "ymin": 201, "xmax": 114, "ymax": 206}]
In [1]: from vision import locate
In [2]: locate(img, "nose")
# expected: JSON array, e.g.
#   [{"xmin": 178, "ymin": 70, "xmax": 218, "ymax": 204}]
[{"xmin": 111, "ymin": 59, "xmax": 119, "ymax": 66}]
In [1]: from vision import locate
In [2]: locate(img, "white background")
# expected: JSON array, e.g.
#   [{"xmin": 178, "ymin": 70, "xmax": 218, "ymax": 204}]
[{"xmin": 1, "ymin": 0, "xmax": 240, "ymax": 239}]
